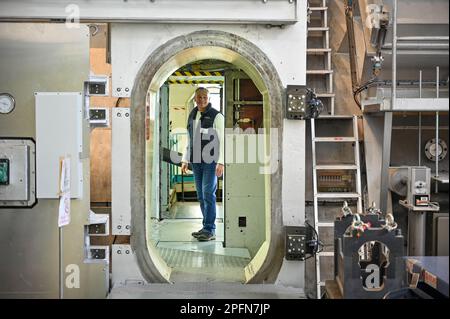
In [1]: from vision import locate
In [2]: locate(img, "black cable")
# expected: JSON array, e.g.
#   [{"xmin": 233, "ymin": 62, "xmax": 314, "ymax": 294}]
[
  {"xmin": 353, "ymin": 90, "xmax": 362, "ymax": 108},
  {"xmin": 353, "ymin": 77, "xmax": 379, "ymax": 109},
  {"xmin": 305, "ymin": 219, "xmax": 324, "ymax": 255},
  {"xmin": 305, "ymin": 88, "xmax": 324, "ymax": 119}
]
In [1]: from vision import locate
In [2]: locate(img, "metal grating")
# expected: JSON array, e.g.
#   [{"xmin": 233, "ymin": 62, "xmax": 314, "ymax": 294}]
[{"xmin": 158, "ymin": 247, "xmax": 250, "ymax": 268}]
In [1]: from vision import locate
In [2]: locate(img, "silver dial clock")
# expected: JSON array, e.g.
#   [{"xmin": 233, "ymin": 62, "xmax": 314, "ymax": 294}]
[{"xmin": 0, "ymin": 93, "xmax": 15, "ymax": 114}]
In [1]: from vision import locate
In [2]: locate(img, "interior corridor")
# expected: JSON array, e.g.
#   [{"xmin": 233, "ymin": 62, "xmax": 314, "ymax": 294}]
[{"xmin": 149, "ymin": 202, "xmax": 251, "ymax": 282}]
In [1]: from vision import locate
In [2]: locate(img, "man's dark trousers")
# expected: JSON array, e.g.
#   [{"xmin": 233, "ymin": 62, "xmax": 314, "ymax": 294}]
[{"xmin": 192, "ymin": 162, "xmax": 217, "ymax": 235}]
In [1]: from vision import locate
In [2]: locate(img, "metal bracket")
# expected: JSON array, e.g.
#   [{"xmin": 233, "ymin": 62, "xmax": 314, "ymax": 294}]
[
  {"xmin": 84, "ymin": 245, "xmax": 109, "ymax": 264},
  {"xmin": 89, "ymin": 107, "xmax": 110, "ymax": 128},
  {"xmin": 399, "ymin": 200, "xmax": 440, "ymax": 212},
  {"xmin": 86, "ymin": 75, "xmax": 109, "ymax": 97},
  {"xmin": 285, "ymin": 226, "xmax": 307, "ymax": 260},
  {"xmin": 87, "ymin": 210, "xmax": 110, "ymax": 236},
  {"xmin": 285, "ymin": 85, "xmax": 307, "ymax": 120}
]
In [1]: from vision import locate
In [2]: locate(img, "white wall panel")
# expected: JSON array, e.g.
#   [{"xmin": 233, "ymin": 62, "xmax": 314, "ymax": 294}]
[{"xmin": 35, "ymin": 92, "xmax": 83, "ymax": 198}]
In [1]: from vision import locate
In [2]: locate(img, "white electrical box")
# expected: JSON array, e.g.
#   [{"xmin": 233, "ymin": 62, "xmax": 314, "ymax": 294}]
[
  {"xmin": 35, "ymin": 92, "xmax": 83, "ymax": 198},
  {"xmin": 407, "ymin": 166, "xmax": 431, "ymax": 207}
]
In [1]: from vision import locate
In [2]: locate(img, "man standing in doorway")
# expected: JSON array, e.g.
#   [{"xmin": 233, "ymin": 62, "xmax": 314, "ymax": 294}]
[{"xmin": 181, "ymin": 87, "xmax": 224, "ymax": 241}]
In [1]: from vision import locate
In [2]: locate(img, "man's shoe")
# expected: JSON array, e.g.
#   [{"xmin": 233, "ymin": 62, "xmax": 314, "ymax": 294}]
[
  {"xmin": 191, "ymin": 229, "xmax": 206, "ymax": 238},
  {"xmin": 196, "ymin": 232, "xmax": 216, "ymax": 241}
]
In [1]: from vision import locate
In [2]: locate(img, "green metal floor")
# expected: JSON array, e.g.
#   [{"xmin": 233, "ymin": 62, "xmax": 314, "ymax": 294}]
[{"xmin": 150, "ymin": 201, "xmax": 251, "ymax": 283}]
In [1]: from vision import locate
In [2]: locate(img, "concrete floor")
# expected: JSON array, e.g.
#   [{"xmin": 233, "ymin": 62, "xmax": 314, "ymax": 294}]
[{"xmin": 109, "ymin": 282, "xmax": 305, "ymax": 299}]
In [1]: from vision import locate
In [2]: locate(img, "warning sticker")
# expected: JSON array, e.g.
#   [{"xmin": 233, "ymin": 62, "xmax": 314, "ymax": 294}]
[{"xmin": 424, "ymin": 270, "xmax": 437, "ymax": 289}]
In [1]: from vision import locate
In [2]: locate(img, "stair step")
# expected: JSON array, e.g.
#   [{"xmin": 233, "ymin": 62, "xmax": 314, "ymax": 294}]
[
  {"xmin": 309, "ymin": 15, "xmax": 324, "ymax": 21},
  {"xmin": 315, "ymin": 93, "xmax": 335, "ymax": 98},
  {"xmin": 309, "ymin": 7, "xmax": 328, "ymax": 11},
  {"xmin": 307, "ymin": 70, "xmax": 333, "ymax": 75},
  {"xmin": 318, "ymin": 252, "xmax": 334, "ymax": 257},
  {"xmin": 315, "ymin": 164, "xmax": 358, "ymax": 170},
  {"xmin": 307, "ymin": 48, "xmax": 332, "ymax": 55},
  {"xmin": 313, "ymin": 137, "xmax": 357, "ymax": 142},
  {"xmin": 317, "ymin": 222, "xmax": 334, "ymax": 227},
  {"xmin": 315, "ymin": 115, "xmax": 354, "ymax": 119},
  {"xmin": 308, "ymin": 27, "xmax": 329, "ymax": 32},
  {"xmin": 316, "ymin": 193, "xmax": 360, "ymax": 199}
]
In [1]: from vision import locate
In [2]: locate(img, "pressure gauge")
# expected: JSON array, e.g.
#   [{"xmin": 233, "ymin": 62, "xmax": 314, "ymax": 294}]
[{"xmin": 0, "ymin": 93, "xmax": 15, "ymax": 114}]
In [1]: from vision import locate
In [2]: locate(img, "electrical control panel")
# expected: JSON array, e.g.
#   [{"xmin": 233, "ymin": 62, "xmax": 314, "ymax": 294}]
[
  {"xmin": 0, "ymin": 139, "xmax": 36, "ymax": 207},
  {"xmin": 285, "ymin": 85, "xmax": 307, "ymax": 120},
  {"xmin": 285, "ymin": 226, "xmax": 307, "ymax": 261},
  {"xmin": 407, "ymin": 166, "xmax": 431, "ymax": 207},
  {"xmin": 318, "ymin": 170, "xmax": 355, "ymax": 192},
  {"xmin": 0, "ymin": 158, "xmax": 9, "ymax": 185}
]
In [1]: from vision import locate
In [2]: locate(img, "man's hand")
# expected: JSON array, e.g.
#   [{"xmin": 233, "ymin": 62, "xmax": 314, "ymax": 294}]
[
  {"xmin": 216, "ymin": 163, "xmax": 224, "ymax": 177},
  {"xmin": 181, "ymin": 162, "xmax": 189, "ymax": 174}
]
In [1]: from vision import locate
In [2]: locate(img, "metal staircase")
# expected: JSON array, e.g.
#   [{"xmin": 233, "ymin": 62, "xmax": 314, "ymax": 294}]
[
  {"xmin": 307, "ymin": 0, "xmax": 335, "ymax": 115},
  {"xmin": 311, "ymin": 115, "xmax": 363, "ymax": 298}
]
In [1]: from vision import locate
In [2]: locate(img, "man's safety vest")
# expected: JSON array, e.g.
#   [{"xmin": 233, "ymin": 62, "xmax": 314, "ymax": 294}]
[{"xmin": 187, "ymin": 103, "xmax": 221, "ymax": 164}]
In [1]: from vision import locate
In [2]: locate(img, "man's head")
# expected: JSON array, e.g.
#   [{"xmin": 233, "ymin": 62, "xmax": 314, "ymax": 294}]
[{"xmin": 194, "ymin": 87, "xmax": 209, "ymax": 110}]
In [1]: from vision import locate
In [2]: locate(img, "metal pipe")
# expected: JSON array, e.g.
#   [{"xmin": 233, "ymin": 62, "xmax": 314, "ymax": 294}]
[
  {"xmin": 380, "ymin": 112, "xmax": 393, "ymax": 214},
  {"xmin": 380, "ymin": 0, "xmax": 396, "ymax": 213},
  {"xmin": 419, "ymin": 70, "xmax": 422, "ymax": 166},
  {"xmin": 397, "ymin": 36, "xmax": 449, "ymax": 41},
  {"xmin": 345, "ymin": 0, "xmax": 360, "ymax": 91},
  {"xmin": 435, "ymin": 66, "xmax": 440, "ymax": 193},
  {"xmin": 59, "ymin": 227, "xmax": 63, "ymax": 299},
  {"xmin": 391, "ymin": 0, "xmax": 397, "ymax": 112},
  {"xmin": 383, "ymin": 43, "xmax": 449, "ymax": 49},
  {"xmin": 392, "ymin": 126, "xmax": 449, "ymax": 130},
  {"xmin": 375, "ymin": 80, "xmax": 448, "ymax": 86}
]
